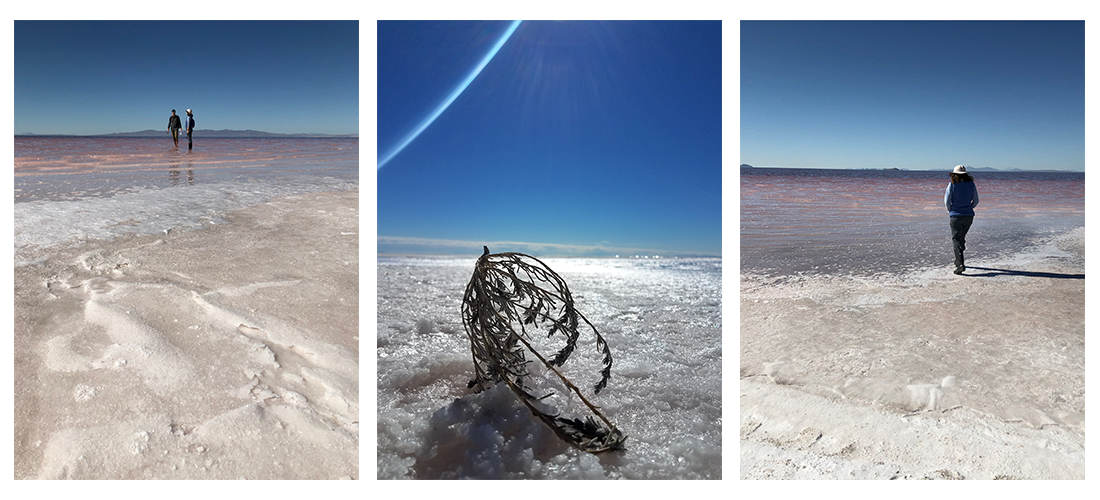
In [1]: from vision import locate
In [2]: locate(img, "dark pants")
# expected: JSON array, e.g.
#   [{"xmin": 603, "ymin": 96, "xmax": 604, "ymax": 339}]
[
  {"xmin": 950, "ymin": 216, "xmax": 974, "ymax": 267},
  {"xmin": 187, "ymin": 130, "xmax": 192, "ymax": 150}
]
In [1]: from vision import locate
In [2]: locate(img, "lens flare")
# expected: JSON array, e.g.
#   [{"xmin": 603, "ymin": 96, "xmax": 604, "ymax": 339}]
[{"xmin": 378, "ymin": 20, "xmax": 522, "ymax": 170}]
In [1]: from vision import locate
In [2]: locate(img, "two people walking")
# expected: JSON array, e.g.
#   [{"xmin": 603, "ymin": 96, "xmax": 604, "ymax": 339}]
[
  {"xmin": 167, "ymin": 109, "xmax": 195, "ymax": 150},
  {"xmin": 945, "ymin": 165, "xmax": 979, "ymax": 275}
]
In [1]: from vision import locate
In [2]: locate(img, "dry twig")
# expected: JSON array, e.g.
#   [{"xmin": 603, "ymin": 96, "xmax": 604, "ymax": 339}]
[{"xmin": 462, "ymin": 247, "xmax": 626, "ymax": 453}]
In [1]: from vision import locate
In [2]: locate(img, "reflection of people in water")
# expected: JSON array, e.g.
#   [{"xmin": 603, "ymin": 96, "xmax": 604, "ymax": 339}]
[
  {"xmin": 168, "ymin": 109, "xmax": 182, "ymax": 148},
  {"xmin": 168, "ymin": 163, "xmax": 195, "ymax": 186}
]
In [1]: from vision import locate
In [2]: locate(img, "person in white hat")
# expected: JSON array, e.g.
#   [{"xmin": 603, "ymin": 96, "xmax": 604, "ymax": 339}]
[
  {"xmin": 945, "ymin": 165, "xmax": 979, "ymax": 274},
  {"xmin": 184, "ymin": 109, "xmax": 195, "ymax": 151}
]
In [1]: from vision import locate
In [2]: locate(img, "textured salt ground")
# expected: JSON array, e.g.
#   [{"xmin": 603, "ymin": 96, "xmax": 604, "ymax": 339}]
[
  {"xmin": 14, "ymin": 190, "xmax": 359, "ymax": 479},
  {"xmin": 377, "ymin": 257, "xmax": 721, "ymax": 479},
  {"xmin": 740, "ymin": 227, "xmax": 1084, "ymax": 479}
]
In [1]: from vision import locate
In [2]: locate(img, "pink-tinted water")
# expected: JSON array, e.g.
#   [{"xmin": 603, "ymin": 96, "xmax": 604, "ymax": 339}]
[
  {"xmin": 741, "ymin": 168, "xmax": 1084, "ymax": 276},
  {"xmin": 15, "ymin": 136, "xmax": 358, "ymax": 202}
]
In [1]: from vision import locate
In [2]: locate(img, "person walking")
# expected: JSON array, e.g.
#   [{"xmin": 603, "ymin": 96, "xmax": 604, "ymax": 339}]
[
  {"xmin": 168, "ymin": 109, "xmax": 183, "ymax": 148},
  {"xmin": 945, "ymin": 165, "xmax": 979, "ymax": 275},
  {"xmin": 185, "ymin": 109, "xmax": 195, "ymax": 151}
]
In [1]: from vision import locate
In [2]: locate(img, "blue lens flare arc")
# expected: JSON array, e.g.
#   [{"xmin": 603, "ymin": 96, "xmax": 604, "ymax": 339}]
[{"xmin": 378, "ymin": 20, "xmax": 522, "ymax": 170}]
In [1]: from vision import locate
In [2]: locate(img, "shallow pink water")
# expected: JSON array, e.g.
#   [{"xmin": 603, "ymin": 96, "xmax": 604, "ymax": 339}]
[
  {"xmin": 741, "ymin": 168, "xmax": 1084, "ymax": 275},
  {"xmin": 14, "ymin": 136, "xmax": 358, "ymax": 202}
]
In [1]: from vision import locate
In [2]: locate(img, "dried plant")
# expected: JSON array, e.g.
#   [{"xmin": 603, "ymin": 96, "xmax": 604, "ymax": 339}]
[{"xmin": 461, "ymin": 247, "xmax": 626, "ymax": 453}]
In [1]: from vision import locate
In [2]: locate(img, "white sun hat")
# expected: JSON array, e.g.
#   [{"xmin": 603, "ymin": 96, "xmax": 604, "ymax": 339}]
[{"xmin": 952, "ymin": 165, "xmax": 967, "ymax": 174}]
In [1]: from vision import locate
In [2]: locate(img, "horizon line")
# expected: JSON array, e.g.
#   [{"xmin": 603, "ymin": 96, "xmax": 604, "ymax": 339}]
[
  {"xmin": 377, "ymin": 235, "xmax": 720, "ymax": 258},
  {"xmin": 741, "ymin": 164, "xmax": 1084, "ymax": 172},
  {"xmin": 16, "ymin": 129, "xmax": 359, "ymax": 137}
]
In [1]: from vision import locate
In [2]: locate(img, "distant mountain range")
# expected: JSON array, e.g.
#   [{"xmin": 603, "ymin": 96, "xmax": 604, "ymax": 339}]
[
  {"xmin": 18, "ymin": 129, "xmax": 357, "ymax": 138},
  {"xmin": 740, "ymin": 163, "xmax": 1078, "ymax": 173}
]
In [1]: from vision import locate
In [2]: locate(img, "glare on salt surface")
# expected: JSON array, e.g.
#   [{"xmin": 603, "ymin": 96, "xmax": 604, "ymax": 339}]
[{"xmin": 377, "ymin": 255, "xmax": 722, "ymax": 479}]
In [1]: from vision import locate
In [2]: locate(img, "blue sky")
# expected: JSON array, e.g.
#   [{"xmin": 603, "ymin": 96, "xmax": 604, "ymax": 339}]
[
  {"xmin": 15, "ymin": 21, "xmax": 358, "ymax": 135},
  {"xmin": 741, "ymin": 21, "xmax": 1085, "ymax": 171},
  {"xmin": 377, "ymin": 21, "xmax": 722, "ymax": 257}
]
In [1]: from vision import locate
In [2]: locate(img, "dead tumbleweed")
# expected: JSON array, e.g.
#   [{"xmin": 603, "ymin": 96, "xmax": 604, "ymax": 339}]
[{"xmin": 462, "ymin": 247, "xmax": 626, "ymax": 453}]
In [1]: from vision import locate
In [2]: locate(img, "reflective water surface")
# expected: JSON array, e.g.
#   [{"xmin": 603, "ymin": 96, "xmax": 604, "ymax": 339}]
[
  {"xmin": 15, "ymin": 136, "xmax": 358, "ymax": 202},
  {"xmin": 14, "ymin": 136, "xmax": 358, "ymax": 254},
  {"xmin": 741, "ymin": 167, "xmax": 1084, "ymax": 276}
]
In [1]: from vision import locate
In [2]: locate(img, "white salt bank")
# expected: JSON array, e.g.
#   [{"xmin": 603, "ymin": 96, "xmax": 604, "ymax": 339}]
[
  {"xmin": 14, "ymin": 190, "xmax": 359, "ymax": 479},
  {"xmin": 740, "ymin": 228, "xmax": 1084, "ymax": 479}
]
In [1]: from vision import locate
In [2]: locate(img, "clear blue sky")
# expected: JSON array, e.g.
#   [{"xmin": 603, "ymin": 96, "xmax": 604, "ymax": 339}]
[
  {"xmin": 741, "ymin": 21, "xmax": 1084, "ymax": 171},
  {"xmin": 377, "ymin": 21, "xmax": 721, "ymax": 257},
  {"xmin": 15, "ymin": 21, "xmax": 358, "ymax": 135}
]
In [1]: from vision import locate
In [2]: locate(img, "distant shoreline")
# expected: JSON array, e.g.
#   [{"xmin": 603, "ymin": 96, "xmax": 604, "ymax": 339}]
[
  {"xmin": 17, "ymin": 130, "xmax": 358, "ymax": 139},
  {"xmin": 740, "ymin": 164, "xmax": 1082, "ymax": 173},
  {"xmin": 377, "ymin": 252, "xmax": 721, "ymax": 259}
]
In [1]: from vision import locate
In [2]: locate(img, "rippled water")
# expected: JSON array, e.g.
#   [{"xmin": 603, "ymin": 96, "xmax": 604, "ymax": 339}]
[
  {"xmin": 377, "ymin": 255, "xmax": 722, "ymax": 479},
  {"xmin": 741, "ymin": 167, "xmax": 1084, "ymax": 276},
  {"xmin": 14, "ymin": 137, "xmax": 358, "ymax": 255}
]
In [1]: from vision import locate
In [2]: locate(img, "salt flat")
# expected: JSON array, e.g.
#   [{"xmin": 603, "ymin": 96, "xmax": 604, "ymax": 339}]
[
  {"xmin": 377, "ymin": 256, "xmax": 722, "ymax": 479},
  {"xmin": 740, "ymin": 227, "xmax": 1084, "ymax": 479},
  {"xmin": 14, "ymin": 190, "xmax": 359, "ymax": 479}
]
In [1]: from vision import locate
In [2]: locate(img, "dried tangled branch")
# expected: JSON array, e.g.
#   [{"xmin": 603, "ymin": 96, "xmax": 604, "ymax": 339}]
[{"xmin": 461, "ymin": 246, "xmax": 626, "ymax": 453}]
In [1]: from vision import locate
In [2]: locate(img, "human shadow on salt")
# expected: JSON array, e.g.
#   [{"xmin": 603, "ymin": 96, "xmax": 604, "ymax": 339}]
[
  {"xmin": 963, "ymin": 267, "xmax": 1084, "ymax": 280},
  {"xmin": 411, "ymin": 384, "xmax": 625, "ymax": 479}
]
